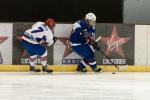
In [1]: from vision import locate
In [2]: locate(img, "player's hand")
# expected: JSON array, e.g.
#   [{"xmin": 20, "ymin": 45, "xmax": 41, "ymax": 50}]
[
  {"xmin": 47, "ymin": 43, "xmax": 52, "ymax": 46},
  {"xmin": 39, "ymin": 40, "xmax": 47, "ymax": 45},
  {"xmin": 86, "ymin": 35, "xmax": 95, "ymax": 45},
  {"xmin": 53, "ymin": 36, "xmax": 57, "ymax": 43},
  {"xmin": 92, "ymin": 42, "xmax": 101, "ymax": 50}
]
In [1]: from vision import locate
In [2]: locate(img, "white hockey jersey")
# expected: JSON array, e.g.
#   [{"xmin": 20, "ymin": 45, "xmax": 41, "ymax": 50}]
[{"xmin": 22, "ymin": 22, "xmax": 54, "ymax": 46}]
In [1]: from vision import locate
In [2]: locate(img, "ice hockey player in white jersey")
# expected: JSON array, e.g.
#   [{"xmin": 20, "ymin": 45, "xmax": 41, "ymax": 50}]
[{"xmin": 21, "ymin": 18, "xmax": 57, "ymax": 73}]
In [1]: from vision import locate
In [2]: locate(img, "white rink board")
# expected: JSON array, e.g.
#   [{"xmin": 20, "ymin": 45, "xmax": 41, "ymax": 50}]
[
  {"xmin": 0, "ymin": 23, "xmax": 13, "ymax": 64},
  {"xmin": 0, "ymin": 72, "xmax": 150, "ymax": 100},
  {"xmin": 147, "ymin": 26, "xmax": 150, "ymax": 65},
  {"xmin": 135, "ymin": 25, "xmax": 150, "ymax": 66},
  {"xmin": 53, "ymin": 24, "xmax": 81, "ymax": 64}
]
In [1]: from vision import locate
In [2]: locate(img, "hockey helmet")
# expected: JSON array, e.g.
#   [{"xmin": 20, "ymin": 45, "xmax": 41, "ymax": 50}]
[
  {"xmin": 85, "ymin": 13, "xmax": 96, "ymax": 27},
  {"xmin": 45, "ymin": 18, "xmax": 56, "ymax": 28}
]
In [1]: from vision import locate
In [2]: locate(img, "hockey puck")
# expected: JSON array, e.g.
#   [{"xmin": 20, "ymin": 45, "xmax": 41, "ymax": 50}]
[{"xmin": 112, "ymin": 72, "xmax": 116, "ymax": 74}]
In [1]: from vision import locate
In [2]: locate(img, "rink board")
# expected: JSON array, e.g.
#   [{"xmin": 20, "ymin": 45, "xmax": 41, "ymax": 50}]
[{"xmin": 0, "ymin": 65, "xmax": 149, "ymax": 72}]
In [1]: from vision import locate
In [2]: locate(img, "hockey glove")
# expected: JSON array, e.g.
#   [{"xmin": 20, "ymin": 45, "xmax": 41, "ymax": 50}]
[
  {"xmin": 53, "ymin": 36, "xmax": 57, "ymax": 43},
  {"xmin": 92, "ymin": 42, "xmax": 101, "ymax": 50},
  {"xmin": 87, "ymin": 35, "xmax": 101, "ymax": 50}
]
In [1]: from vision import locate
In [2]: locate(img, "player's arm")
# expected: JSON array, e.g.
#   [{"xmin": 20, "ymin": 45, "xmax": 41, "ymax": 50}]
[
  {"xmin": 87, "ymin": 35, "xmax": 101, "ymax": 50},
  {"xmin": 86, "ymin": 28, "xmax": 101, "ymax": 50},
  {"xmin": 45, "ymin": 30, "xmax": 57, "ymax": 46},
  {"xmin": 86, "ymin": 26, "xmax": 96, "ymax": 44},
  {"xmin": 72, "ymin": 22, "xmax": 82, "ymax": 33}
]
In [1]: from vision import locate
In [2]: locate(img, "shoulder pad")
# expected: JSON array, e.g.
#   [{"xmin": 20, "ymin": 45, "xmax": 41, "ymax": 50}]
[{"xmin": 32, "ymin": 22, "xmax": 45, "ymax": 28}]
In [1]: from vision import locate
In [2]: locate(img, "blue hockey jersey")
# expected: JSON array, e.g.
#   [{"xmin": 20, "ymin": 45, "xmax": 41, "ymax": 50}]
[{"xmin": 70, "ymin": 19, "xmax": 96, "ymax": 45}]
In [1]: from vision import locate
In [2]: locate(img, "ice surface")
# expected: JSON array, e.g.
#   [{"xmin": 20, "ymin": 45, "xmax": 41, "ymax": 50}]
[{"xmin": 0, "ymin": 72, "xmax": 150, "ymax": 100}]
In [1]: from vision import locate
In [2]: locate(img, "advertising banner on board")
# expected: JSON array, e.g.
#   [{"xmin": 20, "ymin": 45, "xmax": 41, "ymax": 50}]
[{"xmin": 54, "ymin": 24, "xmax": 135, "ymax": 65}]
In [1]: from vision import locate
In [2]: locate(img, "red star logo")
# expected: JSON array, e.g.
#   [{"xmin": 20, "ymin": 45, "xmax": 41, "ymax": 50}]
[
  {"xmin": 57, "ymin": 37, "xmax": 73, "ymax": 58},
  {"xmin": 0, "ymin": 36, "xmax": 8, "ymax": 44},
  {"xmin": 99, "ymin": 25, "xmax": 130, "ymax": 58}
]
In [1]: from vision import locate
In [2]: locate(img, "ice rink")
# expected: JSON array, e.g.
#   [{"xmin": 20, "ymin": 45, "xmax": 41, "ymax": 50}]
[{"xmin": 0, "ymin": 72, "xmax": 150, "ymax": 100}]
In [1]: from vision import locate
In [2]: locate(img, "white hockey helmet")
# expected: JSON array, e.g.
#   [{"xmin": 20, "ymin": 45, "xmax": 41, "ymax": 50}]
[{"xmin": 85, "ymin": 12, "xmax": 96, "ymax": 27}]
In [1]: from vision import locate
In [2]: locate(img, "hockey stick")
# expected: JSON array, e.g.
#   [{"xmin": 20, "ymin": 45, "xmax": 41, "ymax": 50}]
[
  {"xmin": 98, "ymin": 49, "xmax": 128, "ymax": 70},
  {"xmin": 95, "ymin": 36, "xmax": 128, "ymax": 71}
]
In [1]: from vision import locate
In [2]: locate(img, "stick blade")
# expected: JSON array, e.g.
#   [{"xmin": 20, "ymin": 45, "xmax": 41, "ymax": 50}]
[{"xmin": 118, "ymin": 65, "xmax": 128, "ymax": 70}]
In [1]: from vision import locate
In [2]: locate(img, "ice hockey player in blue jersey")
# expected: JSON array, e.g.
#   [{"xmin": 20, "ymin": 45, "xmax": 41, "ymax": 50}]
[
  {"xmin": 70, "ymin": 13, "xmax": 101, "ymax": 72},
  {"xmin": 21, "ymin": 18, "xmax": 57, "ymax": 73}
]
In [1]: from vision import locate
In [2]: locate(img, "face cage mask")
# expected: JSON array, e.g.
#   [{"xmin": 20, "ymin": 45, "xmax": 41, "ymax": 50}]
[{"xmin": 88, "ymin": 20, "xmax": 96, "ymax": 27}]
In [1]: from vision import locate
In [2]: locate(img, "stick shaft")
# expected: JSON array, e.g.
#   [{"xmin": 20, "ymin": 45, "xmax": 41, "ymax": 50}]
[
  {"xmin": 98, "ymin": 49, "xmax": 119, "ymax": 70},
  {"xmin": 95, "ymin": 36, "xmax": 119, "ymax": 70}
]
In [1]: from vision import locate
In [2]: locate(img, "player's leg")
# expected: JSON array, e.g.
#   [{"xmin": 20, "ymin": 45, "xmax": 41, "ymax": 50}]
[
  {"xmin": 40, "ymin": 50, "xmax": 53, "ymax": 73},
  {"xmin": 76, "ymin": 59, "xmax": 88, "ymax": 72},
  {"xmin": 21, "ymin": 40, "xmax": 41, "ymax": 72},
  {"xmin": 72, "ymin": 44, "xmax": 101, "ymax": 72},
  {"xmin": 29, "ymin": 55, "xmax": 41, "ymax": 72},
  {"xmin": 87, "ymin": 58, "xmax": 101, "ymax": 72},
  {"xmin": 36, "ymin": 45, "xmax": 53, "ymax": 73},
  {"xmin": 84, "ymin": 44, "xmax": 101, "ymax": 72},
  {"xmin": 71, "ymin": 45, "xmax": 89, "ymax": 72}
]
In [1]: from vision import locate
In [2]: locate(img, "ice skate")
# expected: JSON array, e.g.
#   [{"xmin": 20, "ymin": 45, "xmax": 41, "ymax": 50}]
[
  {"xmin": 93, "ymin": 67, "xmax": 102, "ymax": 72},
  {"xmin": 76, "ymin": 65, "xmax": 87, "ymax": 72},
  {"xmin": 29, "ymin": 66, "xmax": 41, "ymax": 72},
  {"xmin": 42, "ymin": 66, "xmax": 53, "ymax": 73}
]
